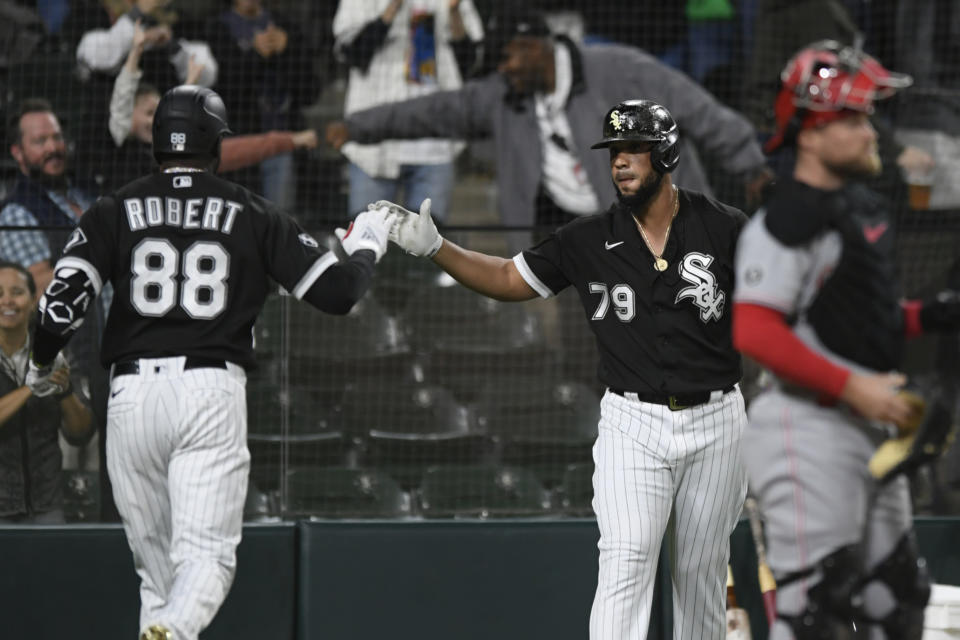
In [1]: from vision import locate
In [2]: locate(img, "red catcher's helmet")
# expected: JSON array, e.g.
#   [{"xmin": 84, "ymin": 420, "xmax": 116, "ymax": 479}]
[{"xmin": 765, "ymin": 40, "xmax": 911, "ymax": 152}]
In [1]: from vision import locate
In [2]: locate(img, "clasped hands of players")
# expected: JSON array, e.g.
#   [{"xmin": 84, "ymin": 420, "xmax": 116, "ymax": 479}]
[
  {"xmin": 335, "ymin": 206, "xmax": 398, "ymax": 262},
  {"xmin": 25, "ymin": 353, "xmax": 71, "ymax": 398},
  {"xmin": 337, "ymin": 198, "xmax": 441, "ymax": 259},
  {"xmin": 367, "ymin": 198, "xmax": 444, "ymax": 258}
]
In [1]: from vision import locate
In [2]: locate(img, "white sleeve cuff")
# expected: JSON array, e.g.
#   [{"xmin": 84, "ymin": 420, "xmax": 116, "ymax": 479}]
[
  {"xmin": 291, "ymin": 252, "xmax": 339, "ymax": 300},
  {"xmin": 512, "ymin": 253, "xmax": 553, "ymax": 299}
]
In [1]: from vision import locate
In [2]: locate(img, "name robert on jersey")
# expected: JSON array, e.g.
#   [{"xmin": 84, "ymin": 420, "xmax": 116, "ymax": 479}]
[{"xmin": 122, "ymin": 197, "xmax": 242, "ymax": 234}]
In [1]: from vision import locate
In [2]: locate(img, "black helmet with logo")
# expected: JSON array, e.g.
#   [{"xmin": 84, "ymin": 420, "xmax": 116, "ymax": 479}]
[
  {"xmin": 152, "ymin": 85, "xmax": 231, "ymax": 166},
  {"xmin": 591, "ymin": 99, "xmax": 680, "ymax": 174}
]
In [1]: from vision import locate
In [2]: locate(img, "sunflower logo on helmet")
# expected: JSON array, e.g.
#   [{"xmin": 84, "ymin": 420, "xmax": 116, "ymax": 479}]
[{"xmin": 765, "ymin": 40, "xmax": 912, "ymax": 152}]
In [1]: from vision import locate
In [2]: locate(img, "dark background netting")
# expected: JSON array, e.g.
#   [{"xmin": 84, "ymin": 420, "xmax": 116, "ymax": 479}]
[{"xmin": 2, "ymin": 0, "xmax": 960, "ymax": 521}]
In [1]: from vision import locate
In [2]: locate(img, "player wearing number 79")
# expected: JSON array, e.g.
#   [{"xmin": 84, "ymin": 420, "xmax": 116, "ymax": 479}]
[
  {"xmin": 383, "ymin": 99, "xmax": 748, "ymax": 639},
  {"xmin": 26, "ymin": 85, "xmax": 396, "ymax": 640}
]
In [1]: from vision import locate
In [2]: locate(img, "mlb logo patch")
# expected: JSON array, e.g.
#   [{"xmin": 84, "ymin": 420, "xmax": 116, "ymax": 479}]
[{"xmin": 173, "ymin": 176, "xmax": 192, "ymax": 189}]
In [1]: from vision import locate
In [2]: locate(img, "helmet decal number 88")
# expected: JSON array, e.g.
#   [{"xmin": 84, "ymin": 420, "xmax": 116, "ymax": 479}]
[{"xmin": 131, "ymin": 238, "xmax": 229, "ymax": 319}]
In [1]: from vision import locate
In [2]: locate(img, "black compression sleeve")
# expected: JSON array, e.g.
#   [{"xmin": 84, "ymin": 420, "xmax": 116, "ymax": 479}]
[
  {"xmin": 301, "ymin": 250, "xmax": 377, "ymax": 314},
  {"xmin": 340, "ymin": 19, "xmax": 391, "ymax": 71},
  {"xmin": 30, "ymin": 323, "xmax": 71, "ymax": 368}
]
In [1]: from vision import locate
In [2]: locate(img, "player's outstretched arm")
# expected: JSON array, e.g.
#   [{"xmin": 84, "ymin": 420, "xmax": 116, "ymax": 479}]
[
  {"xmin": 381, "ymin": 199, "xmax": 538, "ymax": 302},
  {"xmin": 295, "ymin": 207, "xmax": 397, "ymax": 316},
  {"xmin": 30, "ymin": 259, "xmax": 102, "ymax": 370}
]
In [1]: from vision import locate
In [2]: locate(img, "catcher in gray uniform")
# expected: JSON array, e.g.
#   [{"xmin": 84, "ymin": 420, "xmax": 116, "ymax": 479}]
[{"xmin": 732, "ymin": 41, "xmax": 960, "ymax": 640}]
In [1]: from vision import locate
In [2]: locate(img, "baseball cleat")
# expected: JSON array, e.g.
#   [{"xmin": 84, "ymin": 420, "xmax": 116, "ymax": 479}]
[{"xmin": 140, "ymin": 624, "xmax": 173, "ymax": 640}]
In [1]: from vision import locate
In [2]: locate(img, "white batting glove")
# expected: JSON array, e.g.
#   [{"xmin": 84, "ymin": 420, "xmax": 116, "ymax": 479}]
[
  {"xmin": 26, "ymin": 353, "xmax": 68, "ymax": 398},
  {"xmin": 371, "ymin": 198, "xmax": 443, "ymax": 258},
  {"xmin": 335, "ymin": 207, "xmax": 397, "ymax": 263}
]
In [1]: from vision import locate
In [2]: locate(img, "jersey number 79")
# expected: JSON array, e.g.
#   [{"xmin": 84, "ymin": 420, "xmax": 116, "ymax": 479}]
[{"xmin": 130, "ymin": 238, "xmax": 230, "ymax": 319}]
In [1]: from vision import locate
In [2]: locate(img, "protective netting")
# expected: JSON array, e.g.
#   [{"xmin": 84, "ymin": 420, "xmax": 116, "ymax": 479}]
[{"xmin": 2, "ymin": 0, "xmax": 960, "ymax": 521}]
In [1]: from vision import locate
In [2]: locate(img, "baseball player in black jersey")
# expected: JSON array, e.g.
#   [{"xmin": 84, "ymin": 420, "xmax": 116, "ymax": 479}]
[
  {"xmin": 24, "ymin": 86, "xmax": 396, "ymax": 640},
  {"xmin": 381, "ymin": 99, "xmax": 748, "ymax": 639}
]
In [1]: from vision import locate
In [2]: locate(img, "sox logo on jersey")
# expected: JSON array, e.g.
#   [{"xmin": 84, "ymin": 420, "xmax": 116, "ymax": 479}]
[{"xmin": 675, "ymin": 252, "xmax": 725, "ymax": 322}]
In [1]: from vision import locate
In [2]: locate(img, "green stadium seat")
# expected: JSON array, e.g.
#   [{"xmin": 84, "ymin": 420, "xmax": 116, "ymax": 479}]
[
  {"xmin": 418, "ymin": 464, "xmax": 552, "ymax": 518},
  {"xmin": 343, "ymin": 382, "xmax": 492, "ymax": 489},
  {"xmin": 284, "ymin": 467, "xmax": 410, "ymax": 519},
  {"xmin": 401, "ymin": 283, "xmax": 558, "ymax": 402},
  {"xmin": 247, "ymin": 382, "xmax": 356, "ymax": 492},
  {"xmin": 472, "ymin": 376, "xmax": 599, "ymax": 487}
]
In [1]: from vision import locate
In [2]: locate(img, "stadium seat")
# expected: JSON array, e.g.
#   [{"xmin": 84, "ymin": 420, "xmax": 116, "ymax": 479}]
[
  {"xmin": 418, "ymin": 464, "xmax": 552, "ymax": 518},
  {"xmin": 342, "ymin": 382, "xmax": 492, "ymax": 489},
  {"xmin": 554, "ymin": 463, "xmax": 596, "ymax": 517},
  {"xmin": 284, "ymin": 467, "xmax": 410, "ymax": 519},
  {"xmin": 472, "ymin": 376, "xmax": 599, "ymax": 488},
  {"xmin": 401, "ymin": 281, "xmax": 558, "ymax": 402},
  {"xmin": 247, "ymin": 382, "xmax": 355, "ymax": 492},
  {"xmin": 369, "ymin": 244, "xmax": 445, "ymax": 316},
  {"xmin": 294, "ymin": 295, "xmax": 410, "ymax": 361}
]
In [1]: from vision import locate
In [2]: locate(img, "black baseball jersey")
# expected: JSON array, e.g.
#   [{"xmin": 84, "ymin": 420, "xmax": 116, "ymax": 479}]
[
  {"xmin": 514, "ymin": 188, "xmax": 747, "ymax": 394},
  {"xmin": 50, "ymin": 170, "xmax": 337, "ymax": 369}
]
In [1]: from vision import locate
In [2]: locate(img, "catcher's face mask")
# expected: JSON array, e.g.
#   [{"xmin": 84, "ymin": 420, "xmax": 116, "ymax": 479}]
[{"xmin": 765, "ymin": 40, "xmax": 912, "ymax": 153}]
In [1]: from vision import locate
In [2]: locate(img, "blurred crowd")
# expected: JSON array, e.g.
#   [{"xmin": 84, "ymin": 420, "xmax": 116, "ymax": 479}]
[
  {"xmin": 1, "ymin": 0, "xmax": 957, "ymax": 222},
  {"xmin": 1, "ymin": 0, "xmax": 960, "ymax": 523}
]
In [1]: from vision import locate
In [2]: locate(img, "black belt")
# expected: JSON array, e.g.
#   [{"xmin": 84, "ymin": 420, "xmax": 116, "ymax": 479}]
[
  {"xmin": 112, "ymin": 356, "xmax": 228, "ymax": 377},
  {"xmin": 609, "ymin": 385, "xmax": 736, "ymax": 411}
]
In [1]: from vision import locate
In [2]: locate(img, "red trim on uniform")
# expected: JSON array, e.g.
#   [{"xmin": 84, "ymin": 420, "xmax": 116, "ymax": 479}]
[
  {"xmin": 780, "ymin": 404, "xmax": 810, "ymax": 584},
  {"xmin": 732, "ymin": 302, "xmax": 851, "ymax": 398},
  {"xmin": 901, "ymin": 299, "xmax": 924, "ymax": 339}
]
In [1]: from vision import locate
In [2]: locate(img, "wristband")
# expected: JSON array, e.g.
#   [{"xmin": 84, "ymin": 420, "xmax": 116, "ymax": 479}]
[{"xmin": 426, "ymin": 236, "xmax": 443, "ymax": 259}]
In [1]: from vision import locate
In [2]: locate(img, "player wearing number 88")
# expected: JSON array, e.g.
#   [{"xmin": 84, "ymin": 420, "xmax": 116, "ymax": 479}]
[
  {"xmin": 384, "ymin": 99, "xmax": 749, "ymax": 639},
  {"xmin": 27, "ymin": 85, "xmax": 396, "ymax": 640}
]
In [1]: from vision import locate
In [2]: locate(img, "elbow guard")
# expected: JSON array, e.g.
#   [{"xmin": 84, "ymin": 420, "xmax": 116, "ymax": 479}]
[{"xmin": 38, "ymin": 258, "xmax": 102, "ymax": 337}]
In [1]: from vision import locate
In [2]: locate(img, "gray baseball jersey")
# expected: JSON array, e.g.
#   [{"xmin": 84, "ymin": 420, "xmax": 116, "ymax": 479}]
[{"xmin": 733, "ymin": 178, "xmax": 913, "ymax": 640}]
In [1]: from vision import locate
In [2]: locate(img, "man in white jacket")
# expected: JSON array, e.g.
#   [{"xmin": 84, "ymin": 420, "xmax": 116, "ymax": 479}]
[{"xmin": 331, "ymin": 0, "xmax": 483, "ymax": 221}]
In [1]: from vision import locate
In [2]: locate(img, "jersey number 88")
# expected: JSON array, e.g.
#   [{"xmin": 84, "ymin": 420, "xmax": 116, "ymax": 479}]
[{"xmin": 130, "ymin": 238, "xmax": 230, "ymax": 319}]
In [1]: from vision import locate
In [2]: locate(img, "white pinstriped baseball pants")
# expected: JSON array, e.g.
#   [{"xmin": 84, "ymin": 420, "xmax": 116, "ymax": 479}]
[
  {"xmin": 106, "ymin": 356, "xmax": 249, "ymax": 640},
  {"xmin": 590, "ymin": 387, "xmax": 747, "ymax": 640}
]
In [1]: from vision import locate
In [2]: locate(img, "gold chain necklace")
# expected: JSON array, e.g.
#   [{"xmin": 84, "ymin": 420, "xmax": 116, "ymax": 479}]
[{"xmin": 632, "ymin": 186, "xmax": 679, "ymax": 272}]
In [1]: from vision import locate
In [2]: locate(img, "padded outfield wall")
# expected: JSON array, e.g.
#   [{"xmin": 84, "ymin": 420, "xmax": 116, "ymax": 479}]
[{"xmin": 4, "ymin": 518, "xmax": 959, "ymax": 640}]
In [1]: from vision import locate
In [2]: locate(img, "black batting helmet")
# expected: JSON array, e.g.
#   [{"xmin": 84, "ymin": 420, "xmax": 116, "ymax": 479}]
[
  {"xmin": 591, "ymin": 100, "xmax": 680, "ymax": 174},
  {"xmin": 152, "ymin": 85, "xmax": 231, "ymax": 166}
]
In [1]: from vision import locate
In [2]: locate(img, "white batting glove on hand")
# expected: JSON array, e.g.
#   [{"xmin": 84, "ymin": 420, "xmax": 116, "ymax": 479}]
[
  {"xmin": 371, "ymin": 198, "xmax": 443, "ymax": 258},
  {"xmin": 26, "ymin": 353, "xmax": 68, "ymax": 398},
  {"xmin": 335, "ymin": 207, "xmax": 397, "ymax": 263}
]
